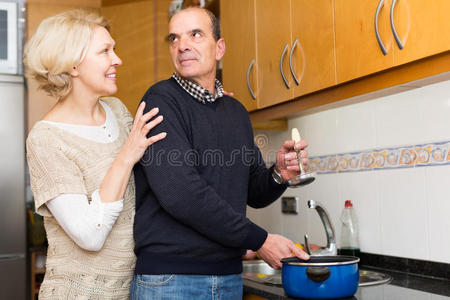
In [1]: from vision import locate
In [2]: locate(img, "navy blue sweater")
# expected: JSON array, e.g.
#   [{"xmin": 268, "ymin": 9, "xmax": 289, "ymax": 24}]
[{"xmin": 133, "ymin": 78, "xmax": 287, "ymax": 275}]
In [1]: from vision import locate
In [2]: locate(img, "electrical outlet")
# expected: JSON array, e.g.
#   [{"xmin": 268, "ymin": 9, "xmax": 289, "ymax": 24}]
[{"xmin": 282, "ymin": 197, "xmax": 299, "ymax": 214}]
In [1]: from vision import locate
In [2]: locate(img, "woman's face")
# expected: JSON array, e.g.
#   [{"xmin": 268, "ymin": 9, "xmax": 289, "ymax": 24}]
[{"xmin": 73, "ymin": 26, "xmax": 122, "ymax": 98}]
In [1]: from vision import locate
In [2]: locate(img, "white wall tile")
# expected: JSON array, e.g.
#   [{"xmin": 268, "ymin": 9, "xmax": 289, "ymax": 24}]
[
  {"xmin": 247, "ymin": 206, "xmax": 261, "ymax": 225},
  {"xmin": 249, "ymin": 79, "xmax": 450, "ymax": 263},
  {"xmin": 425, "ymin": 165, "xmax": 450, "ymax": 263},
  {"xmin": 417, "ymin": 80, "xmax": 450, "ymax": 142},
  {"xmin": 288, "ymin": 109, "xmax": 338, "ymax": 156},
  {"xmin": 255, "ymin": 200, "xmax": 283, "ymax": 234},
  {"xmin": 301, "ymin": 173, "xmax": 340, "ymax": 247},
  {"xmin": 335, "ymin": 100, "xmax": 377, "ymax": 153},
  {"xmin": 337, "ymin": 171, "xmax": 382, "ymax": 254},
  {"xmin": 374, "ymin": 89, "xmax": 426, "ymax": 148},
  {"xmin": 377, "ymin": 168, "xmax": 429, "ymax": 260},
  {"xmin": 279, "ymin": 187, "xmax": 310, "ymax": 243}
]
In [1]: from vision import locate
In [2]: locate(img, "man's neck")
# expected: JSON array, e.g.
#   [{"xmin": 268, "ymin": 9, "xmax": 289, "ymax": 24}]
[
  {"xmin": 199, "ymin": 80, "xmax": 215, "ymax": 94},
  {"xmin": 180, "ymin": 73, "xmax": 216, "ymax": 94}
]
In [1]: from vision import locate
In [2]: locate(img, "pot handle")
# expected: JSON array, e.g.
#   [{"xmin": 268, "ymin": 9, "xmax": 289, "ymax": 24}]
[{"xmin": 306, "ymin": 267, "xmax": 331, "ymax": 282}]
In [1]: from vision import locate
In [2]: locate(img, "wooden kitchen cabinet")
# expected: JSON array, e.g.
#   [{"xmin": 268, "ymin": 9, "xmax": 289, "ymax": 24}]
[
  {"xmin": 221, "ymin": 0, "xmax": 450, "ymax": 116},
  {"xmin": 290, "ymin": 0, "xmax": 336, "ymax": 97},
  {"xmin": 102, "ymin": 1, "xmax": 155, "ymax": 115},
  {"xmin": 392, "ymin": 0, "xmax": 450, "ymax": 66},
  {"xmin": 255, "ymin": 0, "xmax": 293, "ymax": 108},
  {"xmin": 221, "ymin": 0, "xmax": 336, "ymax": 109},
  {"xmin": 220, "ymin": 0, "xmax": 258, "ymax": 111},
  {"xmin": 335, "ymin": 0, "xmax": 450, "ymax": 84},
  {"xmin": 334, "ymin": 0, "xmax": 395, "ymax": 83}
]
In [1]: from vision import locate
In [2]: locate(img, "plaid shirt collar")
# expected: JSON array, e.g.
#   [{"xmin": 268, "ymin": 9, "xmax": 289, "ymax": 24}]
[{"xmin": 172, "ymin": 73, "xmax": 224, "ymax": 104}]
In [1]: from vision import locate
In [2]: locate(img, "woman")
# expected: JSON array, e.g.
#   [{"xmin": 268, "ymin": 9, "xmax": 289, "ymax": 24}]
[{"xmin": 25, "ymin": 9, "xmax": 165, "ymax": 299}]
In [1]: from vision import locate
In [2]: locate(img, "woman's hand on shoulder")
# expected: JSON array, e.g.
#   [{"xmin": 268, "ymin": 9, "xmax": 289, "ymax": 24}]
[{"xmin": 119, "ymin": 102, "xmax": 166, "ymax": 166}]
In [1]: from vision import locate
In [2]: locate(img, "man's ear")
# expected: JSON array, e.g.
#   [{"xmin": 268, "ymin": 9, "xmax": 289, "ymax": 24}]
[{"xmin": 215, "ymin": 38, "xmax": 225, "ymax": 61}]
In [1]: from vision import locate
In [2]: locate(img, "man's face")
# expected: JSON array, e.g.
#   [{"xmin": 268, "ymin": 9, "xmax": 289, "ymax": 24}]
[{"xmin": 168, "ymin": 9, "xmax": 224, "ymax": 88}]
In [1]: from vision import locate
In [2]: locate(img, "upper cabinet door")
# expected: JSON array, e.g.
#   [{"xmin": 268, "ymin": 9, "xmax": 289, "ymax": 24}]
[
  {"xmin": 290, "ymin": 0, "xmax": 336, "ymax": 97},
  {"xmin": 255, "ymin": 0, "xmax": 293, "ymax": 108},
  {"xmin": 221, "ymin": 0, "xmax": 258, "ymax": 112},
  {"xmin": 392, "ymin": 0, "xmax": 450, "ymax": 66},
  {"xmin": 335, "ymin": 0, "xmax": 395, "ymax": 83}
]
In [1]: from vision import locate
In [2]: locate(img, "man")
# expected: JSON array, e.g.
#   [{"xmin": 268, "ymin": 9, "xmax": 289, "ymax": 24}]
[{"xmin": 132, "ymin": 7, "xmax": 310, "ymax": 299}]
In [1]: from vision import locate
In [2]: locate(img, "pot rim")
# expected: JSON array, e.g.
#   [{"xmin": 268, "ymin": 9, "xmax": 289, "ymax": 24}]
[{"xmin": 281, "ymin": 255, "xmax": 360, "ymax": 267}]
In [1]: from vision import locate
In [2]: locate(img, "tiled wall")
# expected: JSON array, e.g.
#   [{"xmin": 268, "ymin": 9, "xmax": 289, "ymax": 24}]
[{"xmin": 249, "ymin": 79, "xmax": 450, "ymax": 264}]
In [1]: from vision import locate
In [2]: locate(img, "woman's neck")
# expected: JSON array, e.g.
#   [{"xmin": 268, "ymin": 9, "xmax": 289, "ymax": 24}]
[{"xmin": 43, "ymin": 93, "xmax": 106, "ymax": 126}]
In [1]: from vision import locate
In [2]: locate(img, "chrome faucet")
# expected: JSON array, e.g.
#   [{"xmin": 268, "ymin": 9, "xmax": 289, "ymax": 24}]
[{"xmin": 305, "ymin": 199, "xmax": 337, "ymax": 256}]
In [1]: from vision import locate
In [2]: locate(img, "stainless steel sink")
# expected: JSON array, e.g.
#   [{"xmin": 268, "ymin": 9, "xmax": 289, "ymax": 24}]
[
  {"xmin": 242, "ymin": 260, "xmax": 392, "ymax": 287},
  {"xmin": 242, "ymin": 260, "xmax": 282, "ymax": 285},
  {"xmin": 358, "ymin": 269, "xmax": 392, "ymax": 286}
]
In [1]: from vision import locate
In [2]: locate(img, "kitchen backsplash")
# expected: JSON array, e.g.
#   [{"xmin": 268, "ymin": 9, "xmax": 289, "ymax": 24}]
[
  {"xmin": 300, "ymin": 140, "xmax": 449, "ymax": 174},
  {"xmin": 249, "ymin": 79, "xmax": 450, "ymax": 264}
]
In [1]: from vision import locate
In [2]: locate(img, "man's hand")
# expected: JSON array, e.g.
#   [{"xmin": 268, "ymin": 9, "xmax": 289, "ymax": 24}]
[
  {"xmin": 242, "ymin": 249, "xmax": 258, "ymax": 260},
  {"xmin": 257, "ymin": 234, "xmax": 310, "ymax": 269},
  {"xmin": 275, "ymin": 140, "xmax": 308, "ymax": 181}
]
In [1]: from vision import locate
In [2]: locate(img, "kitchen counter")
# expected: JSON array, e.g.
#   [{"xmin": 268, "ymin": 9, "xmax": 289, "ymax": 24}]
[{"xmin": 243, "ymin": 266, "xmax": 450, "ymax": 300}]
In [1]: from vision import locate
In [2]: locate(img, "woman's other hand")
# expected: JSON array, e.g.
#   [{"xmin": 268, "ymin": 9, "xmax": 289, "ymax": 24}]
[{"xmin": 120, "ymin": 102, "xmax": 166, "ymax": 165}]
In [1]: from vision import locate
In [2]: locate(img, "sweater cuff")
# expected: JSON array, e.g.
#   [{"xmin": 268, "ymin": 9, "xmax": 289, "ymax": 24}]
[{"xmin": 244, "ymin": 222, "xmax": 268, "ymax": 251}]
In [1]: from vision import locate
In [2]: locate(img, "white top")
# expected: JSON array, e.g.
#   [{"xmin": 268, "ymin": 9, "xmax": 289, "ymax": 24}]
[{"xmin": 42, "ymin": 100, "xmax": 124, "ymax": 251}]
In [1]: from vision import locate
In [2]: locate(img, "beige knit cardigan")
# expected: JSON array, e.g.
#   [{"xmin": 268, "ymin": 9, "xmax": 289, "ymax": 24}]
[{"xmin": 27, "ymin": 97, "xmax": 136, "ymax": 299}]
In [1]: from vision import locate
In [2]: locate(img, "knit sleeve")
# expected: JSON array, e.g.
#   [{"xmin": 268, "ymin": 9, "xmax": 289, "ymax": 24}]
[
  {"xmin": 26, "ymin": 130, "xmax": 87, "ymax": 217},
  {"xmin": 247, "ymin": 146, "xmax": 288, "ymax": 208}
]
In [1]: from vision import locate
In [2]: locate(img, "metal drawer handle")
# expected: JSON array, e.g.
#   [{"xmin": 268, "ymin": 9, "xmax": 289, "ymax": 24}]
[
  {"xmin": 246, "ymin": 58, "xmax": 256, "ymax": 100},
  {"xmin": 280, "ymin": 43, "xmax": 290, "ymax": 89},
  {"xmin": 375, "ymin": 0, "xmax": 388, "ymax": 55},
  {"xmin": 289, "ymin": 39, "xmax": 300, "ymax": 86},
  {"xmin": 390, "ymin": 0, "xmax": 404, "ymax": 49}
]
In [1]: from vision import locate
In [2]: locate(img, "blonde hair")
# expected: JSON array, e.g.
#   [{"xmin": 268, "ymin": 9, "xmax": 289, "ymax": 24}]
[{"xmin": 24, "ymin": 9, "xmax": 110, "ymax": 100}]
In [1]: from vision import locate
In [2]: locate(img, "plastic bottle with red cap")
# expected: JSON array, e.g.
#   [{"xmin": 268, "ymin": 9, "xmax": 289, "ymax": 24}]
[{"xmin": 338, "ymin": 200, "xmax": 360, "ymax": 257}]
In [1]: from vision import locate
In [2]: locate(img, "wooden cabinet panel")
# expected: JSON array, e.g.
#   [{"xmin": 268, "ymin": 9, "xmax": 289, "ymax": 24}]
[
  {"xmin": 155, "ymin": 0, "xmax": 174, "ymax": 83},
  {"xmin": 222, "ymin": 0, "xmax": 449, "ymax": 115},
  {"xmin": 335, "ymin": 0, "xmax": 395, "ymax": 83},
  {"xmin": 393, "ymin": 0, "xmax": 450, "ymax": 66},
  {"xmin": 255, "ymin": 0, "xmax": 293, "ymax": 108},
  {"xmin": 221, "ymin": 0, "xmax": 258, "ymax": 111},
  {"xmin": 102, "ymin": 1, "xmax": 155, "ymax": 115},
  {"xmin": 290, "ymin": 0, "xmax": 336, "ymax": 97}
]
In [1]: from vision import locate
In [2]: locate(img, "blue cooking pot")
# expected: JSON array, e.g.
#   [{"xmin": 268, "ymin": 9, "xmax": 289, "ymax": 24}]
[{"xmin": 281, "ymin": 255, "xmax": 360, "ymax": 299}]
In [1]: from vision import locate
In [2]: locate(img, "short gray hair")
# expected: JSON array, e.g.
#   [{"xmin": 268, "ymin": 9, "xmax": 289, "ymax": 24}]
[
  {"xmin": 171, "ymin": 7, "xmax": 221, "ymax": 41},
  {"xmin": 204, "ymin": 9, "xmax": 220, "ymax": 41}
]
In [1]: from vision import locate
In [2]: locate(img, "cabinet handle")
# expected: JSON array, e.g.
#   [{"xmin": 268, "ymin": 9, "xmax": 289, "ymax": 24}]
[
  {"xmin": 289, "ymin": 39, "xmax": 300, "ymax": 86},
  {"xmin": 390, "ymin": 0, "xmax": 404, "ymax": 49},
  {"xmin": 280, "ymin": 43, "xmax": 290, "ymax": 89},
  {"xmin": 375, "ymin": 0, "xmax": 388, "ymax": 55},
  {"xmin": 246, "ymin": 58, "xmax": 256, "ymax": 100}
]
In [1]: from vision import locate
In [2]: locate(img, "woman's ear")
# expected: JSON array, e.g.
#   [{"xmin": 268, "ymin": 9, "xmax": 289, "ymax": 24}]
[{"xmin": 70, "ymin": 66, "xmax": 79, "ymax": 77}]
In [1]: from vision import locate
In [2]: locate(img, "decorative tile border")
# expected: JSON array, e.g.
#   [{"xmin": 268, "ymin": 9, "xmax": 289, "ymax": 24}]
[{"xmin": 302, "ymin": 141, "xmax": 450, "ymax": 174}]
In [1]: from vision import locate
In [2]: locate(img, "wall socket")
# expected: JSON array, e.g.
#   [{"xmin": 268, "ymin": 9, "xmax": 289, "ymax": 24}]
[{"xmin": 282, "ymin": 197, "xmax": 299, "ymax": 214}]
